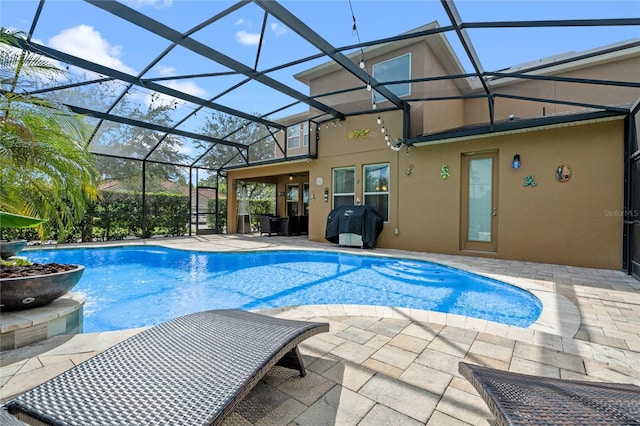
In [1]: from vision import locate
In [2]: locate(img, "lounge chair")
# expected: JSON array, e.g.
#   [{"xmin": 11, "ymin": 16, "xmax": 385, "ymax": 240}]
[
  {"xmin": 459, "ymin": 361, "xmax": 640, "ymax": 425},
  {"xmin": 3, "ymin": 309, "xmax": 329, "ymax": 426},
  {"xmin": 1, "ymin": 407, "xmax": 24, "ymax": 426}
]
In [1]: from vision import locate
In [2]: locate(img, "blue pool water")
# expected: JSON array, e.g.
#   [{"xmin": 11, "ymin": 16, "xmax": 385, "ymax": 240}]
[{"xmin": 27, "ymin": 246, "xmax": 542, "ymax": 332}]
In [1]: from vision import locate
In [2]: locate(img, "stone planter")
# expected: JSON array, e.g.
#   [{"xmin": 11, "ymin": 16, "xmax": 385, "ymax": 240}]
[
  {"xmin": 0, "ymin": 239, "xmax": 27, "ymax": 260},
  {"xmin": 0, "ymin": 265, "xmax": 84, "ymax": 311}
]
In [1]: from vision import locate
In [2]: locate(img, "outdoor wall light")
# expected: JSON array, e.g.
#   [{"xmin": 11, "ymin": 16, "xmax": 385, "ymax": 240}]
[
  {"xmin": 512, "ymin": 154, "xmax": 521, "ymax": 169},
  {"xmin": 324, "ymin": 187, "xmax": 329, "ymax": 202},
  {"xmin": 288, "ymin": 174, "xmax": 294, "ymax": 181}
]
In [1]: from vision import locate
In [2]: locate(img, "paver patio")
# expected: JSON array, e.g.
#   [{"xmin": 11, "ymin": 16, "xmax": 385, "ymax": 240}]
[{"xmin": 1, "ymin": 235, "xmax": 639, "ymax": 425}]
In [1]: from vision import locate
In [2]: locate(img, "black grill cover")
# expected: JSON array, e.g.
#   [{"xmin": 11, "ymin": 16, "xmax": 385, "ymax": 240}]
[{"xmin": 325, "ymin": 205, "xmax": 384, "ymax": 249}]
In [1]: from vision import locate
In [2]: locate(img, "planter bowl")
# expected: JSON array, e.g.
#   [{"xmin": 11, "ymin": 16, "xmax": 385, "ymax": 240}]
[
  {"xmin": 0, "ymin": 265, "xmax": 84, "ymax": 311},
  {"xmin": 0, "ymin": 239, "xmax": 28, "ymax": 260}
]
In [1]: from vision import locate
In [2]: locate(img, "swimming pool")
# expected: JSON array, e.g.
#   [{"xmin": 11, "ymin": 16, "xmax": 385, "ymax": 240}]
[{"xmin": 27, "ymin": 246, "xmax": 542, "ymax": 332}]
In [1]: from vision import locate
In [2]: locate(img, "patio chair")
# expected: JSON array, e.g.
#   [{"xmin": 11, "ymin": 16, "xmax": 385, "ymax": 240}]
[
  {"xmin": 3, "ymin": 309, "xmax": 329, "ymax": 426},
  {"xmin": 259, "ymin": 214, "xmax": 280, "ymax": 236},
  {"xmin": 279, "ymin": 216, "xmax": 300, "ymax": 236},
  {"xmin": 298, "ymin": 215, "xmax": 309, "ymax": 235},
  {"xmin": 458, "ymin": 361, "xmax": 640, "ymax": 426}
]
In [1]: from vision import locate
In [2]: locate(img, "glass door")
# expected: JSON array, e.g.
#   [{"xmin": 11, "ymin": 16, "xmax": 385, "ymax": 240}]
[
  {"xmin": 461, "ymin": 151, "xmax": 498, "ymax": 252},
  {"xmin": 302, "ymin": 183, "xmax": 309, "ymax": 216},
  {"xmin": 286, "ymin": 184, "xmax": 299, "ymax": 217}
]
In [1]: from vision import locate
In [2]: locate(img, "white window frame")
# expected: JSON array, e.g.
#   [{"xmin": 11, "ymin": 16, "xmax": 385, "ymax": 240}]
[
  {"xmin": 302, "ymin": 122, "xmax": 309, "ymax": 147},
  {"xmin": 287, "ymin": 125, "xmax": 300, "ymax": 149},
  {"xmin": 287, "ymin": 122, "xmax": 309, "ymax": 149},
  {"xmin": 332, "ymin": 166, "xmax": 355, "ymax": 208},
  {"xmin": 363, "ymin": 163, "xmax": 390, "ymax": 222},
  {"xmin": 372, "ymin": 53, "xmax": 411, "ymax": 105}
]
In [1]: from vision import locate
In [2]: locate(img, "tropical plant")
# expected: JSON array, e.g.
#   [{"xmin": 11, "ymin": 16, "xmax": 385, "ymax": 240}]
[{"xmin": 0, "ymin": 28, "xmax": 100, "ymax": 242}]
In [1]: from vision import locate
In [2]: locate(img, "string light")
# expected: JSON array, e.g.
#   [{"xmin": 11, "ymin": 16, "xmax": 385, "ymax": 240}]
[
  {"xmin": 375, "ymin": 114, "xmax": 408, "ymax": 152},
  {"xmin": 350, "ymin": 0, "xmax": 403, "ymax": 152}
]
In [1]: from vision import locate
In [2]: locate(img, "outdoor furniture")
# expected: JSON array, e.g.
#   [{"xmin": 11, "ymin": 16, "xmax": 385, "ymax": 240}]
[
  {"xmin": 459, "ymin": 361, "xmax": 640, "ymax": 426},
  {"xmin": 3, "ymin": 309, "xmax": 329, "ymax": 426},
  {"xmin": 259, "ymin": 214, "xmax": 280, "ymax": 236},
  {"xmin": 279, "ymin": 215, "xmax": 300, "ymax": 236},
  {"xmin": 298, "ymin": 215, "xmax": 309, "ymax": 235},
  {"xmin": 1, "ymin": 408, "xmax": 24, "ymax": 426}
]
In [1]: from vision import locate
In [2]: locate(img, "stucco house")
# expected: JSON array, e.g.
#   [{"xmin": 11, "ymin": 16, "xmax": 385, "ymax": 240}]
[{"xmin": 225, "ymin": 22, "xmax": 640, "ymax": 271}]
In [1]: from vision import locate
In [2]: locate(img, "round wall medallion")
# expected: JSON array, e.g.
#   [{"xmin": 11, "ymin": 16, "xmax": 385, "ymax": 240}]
[{"xmin": 315, "ymin": 176, "xmax": 324, "ymax": 186}]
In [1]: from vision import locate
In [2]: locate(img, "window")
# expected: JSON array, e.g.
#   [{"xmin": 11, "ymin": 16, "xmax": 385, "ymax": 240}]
[
  {"xmin": 363, "ymin": 163, "xmax": 389, "ymax": 221},
  {"xmin": 287, "ymin": 126, "xmax": 299, "ymax": 149},
  {"xmin": 372, "ymin": 53, "xmax": 410, "ymax": 105},
  {"xmin": 287, "ymin": 122, "xmax": 309, "ymax": 149},
  {"xmin": 332, "ymin": 167, "xmax": 355, "ymax": 208}
]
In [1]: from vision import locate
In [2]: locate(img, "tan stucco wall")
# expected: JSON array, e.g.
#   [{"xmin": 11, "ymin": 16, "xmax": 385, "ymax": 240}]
[
  {"xmin": 229, "ymin": 116, "xmax": 624, "ymax": 269},
  {"xmin": 227, "ymin": 42, "xmax": 634, "ymax": 269},
  {"xmin": 464, "ymin": 54, "xmax": 640, "ymax": 126},
  {"xmin": 395, "ymin": 118, "xmax": 624, "ymax": 269}
]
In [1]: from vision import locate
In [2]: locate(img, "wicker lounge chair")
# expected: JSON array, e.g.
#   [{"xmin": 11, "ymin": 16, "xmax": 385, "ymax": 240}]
[
  {"xmin": 4, "ymin": 309, "xmax": 329, "ymax": 426},
  {"xmin": 459, "ymin": 361, "xmax": 640, "ymax": 425}
]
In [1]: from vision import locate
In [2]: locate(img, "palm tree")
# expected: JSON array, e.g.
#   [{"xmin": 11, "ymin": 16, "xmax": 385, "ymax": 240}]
[{"xmin": 0, "ymin": 28, "xmax": 99, "ymax": 242}]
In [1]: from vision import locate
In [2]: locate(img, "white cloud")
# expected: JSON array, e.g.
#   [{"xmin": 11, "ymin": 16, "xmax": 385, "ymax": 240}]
[
  {"xmin": 48, "ymin": 25, "xmax": 137, "ymax": 75},
  {"xmin": 165, "ymin": 80, "xmax": 207, "ymax": 99},
  {"xmin": 143, "ymin": 67, "xmax": 208, "ymax": 109},
  {"xmin": 125, "ymin": 0, "xmax": 172, "ymax": 9},
  {"xmin": 177, "ymin": 144, "xmax": 193, "ymax": 155},
  {"xmin": 156, "ymin": 65, "xmax": 177, "ymax": 77},
  {"xmin": 235, "ymin": 18, "xmax": 245, "ymax": 25},
  {"xmin": 235, "ymin": 30, "xmax": 260, "ymax": 46},
  {"xmin": 270, "ymin": 23, "xmax": 287, "ymax": 37}
]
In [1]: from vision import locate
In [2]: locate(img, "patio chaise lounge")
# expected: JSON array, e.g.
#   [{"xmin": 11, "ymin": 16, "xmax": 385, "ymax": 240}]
[
  {"xmin": 3, "ymin": 309, "xmax": 329, "ymax": 426},
  {"xmin": 459, "ymin": 361, "xmax": 640, "ymax": 425}
]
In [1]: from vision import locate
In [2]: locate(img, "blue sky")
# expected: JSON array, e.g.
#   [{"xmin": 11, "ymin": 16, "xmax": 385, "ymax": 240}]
[{"xmin": 2, "ymin": 0, "xmax": 639, "ymax": 119}]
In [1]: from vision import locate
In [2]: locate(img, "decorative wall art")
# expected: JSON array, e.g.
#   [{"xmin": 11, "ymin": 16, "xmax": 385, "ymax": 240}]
[
  {"xmin": 348, "ymin": 128, "xmax": 370, "ymax": 139},
  {"xmin": 523, "ymin": 175, "xmax": 537, "ymax": 187},
  {"xmin": 405, "ymin": 164, "xmax": 414, "ymax": 176},
  {"xmin": 441, "ymin": 164, "xmax": 450, "ymax": 180},
  {"xmin": 556, "ymin": 164, "xmax": 572, "ymax": 182}
]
